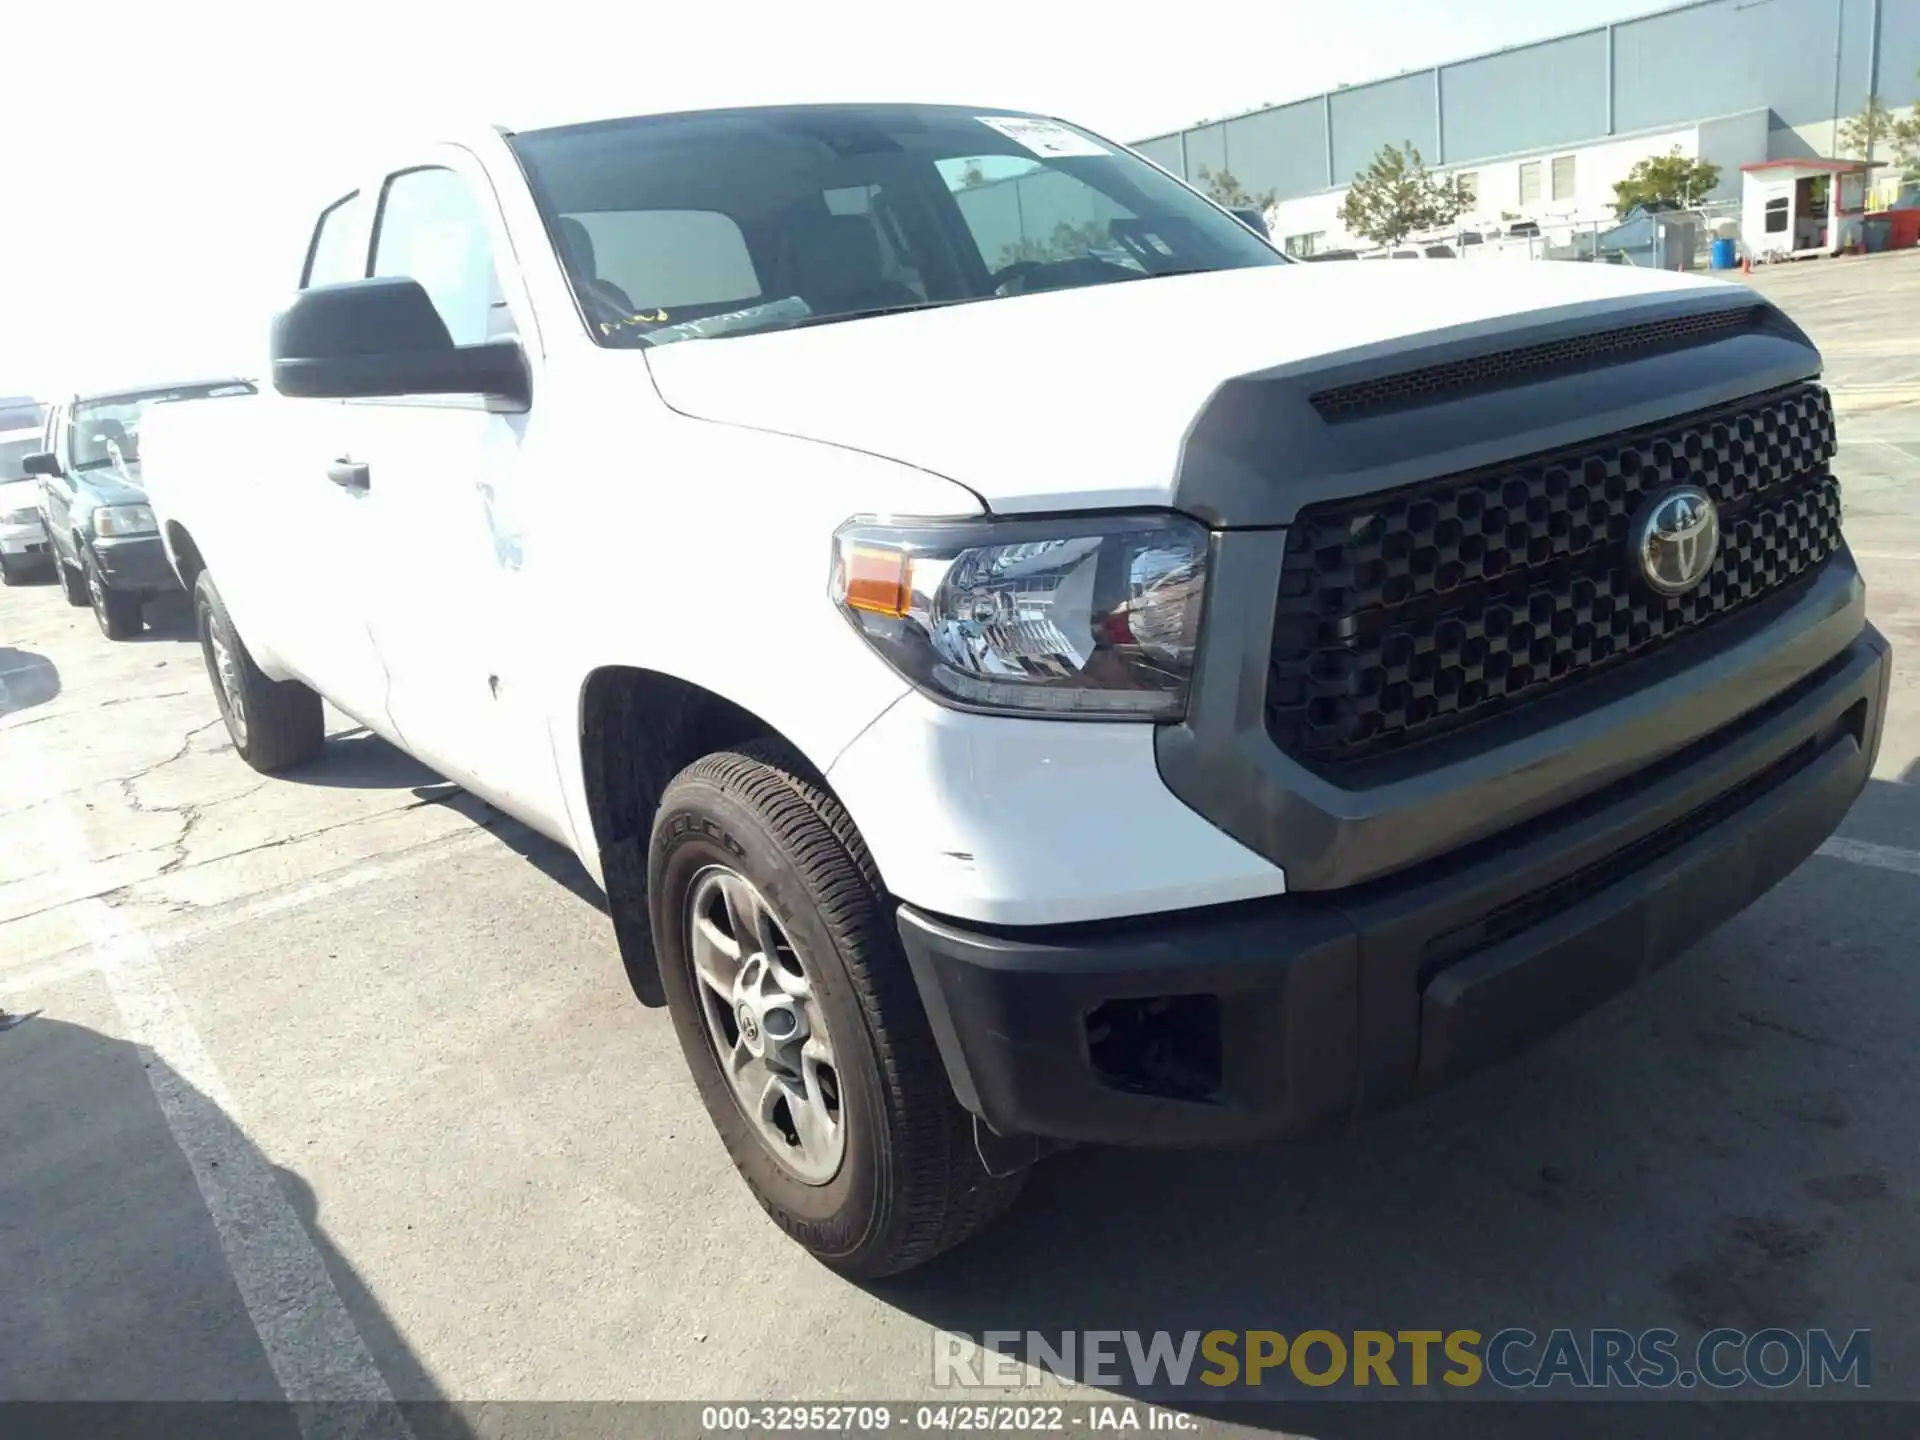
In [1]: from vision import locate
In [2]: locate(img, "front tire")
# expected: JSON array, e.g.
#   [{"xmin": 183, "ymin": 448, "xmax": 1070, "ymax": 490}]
[
  {"xmin": 85, "ymin": 553, "xmax": 144, "ymax": 639},
  {"xmin": 194, "ymin": 570, "xmax": 324, "ymax": 772},
  {"xmin": 0, "ymin": 555, "xmax": 15, "ymax": 586},
  {"xmin": 650, "ymin": 740, "xmax": 1026, "ymax": 1278},
  {"xmin": 60, "ymin": 557, "xmax": 90, "ymax": 607}
]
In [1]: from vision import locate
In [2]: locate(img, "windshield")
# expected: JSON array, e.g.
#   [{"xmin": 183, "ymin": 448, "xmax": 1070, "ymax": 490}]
[
  {"xmin": 69, "ymin": 382, "xmax": 255, "ymax": 470},
  {"xmin": 508, "ymin": 105, "xmax": 1286, "ymax": 348}
]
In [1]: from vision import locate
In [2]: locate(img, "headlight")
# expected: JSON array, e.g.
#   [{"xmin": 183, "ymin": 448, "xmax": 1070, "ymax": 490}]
[
  {"xmin": 93, "ymin": 504, "xmax": 157, "ymax": 537},
  {"xmin": 2, "ymin": 505, "xmax": 39, "ymax": 526},
  {"xmin": 829, "ymin": 512, "xmax": 1210, "ymax": 720}
]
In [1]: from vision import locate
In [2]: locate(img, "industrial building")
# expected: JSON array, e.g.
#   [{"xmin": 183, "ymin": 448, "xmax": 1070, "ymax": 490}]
[{"xmin": 1129, "ymin": 0, "xmax": 1920, "ymax": 257}]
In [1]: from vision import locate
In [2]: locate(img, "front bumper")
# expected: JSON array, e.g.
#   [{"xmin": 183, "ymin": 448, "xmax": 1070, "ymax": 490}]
[
  {"xmin": 897, "ymin": 624, "xmax": 1888, "ymax": 1147},
  {"xmin": 89, "ymin": 533, "xmax": 180, "ymax": 592}
]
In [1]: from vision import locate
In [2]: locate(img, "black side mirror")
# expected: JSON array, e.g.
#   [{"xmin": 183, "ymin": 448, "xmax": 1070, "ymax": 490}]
[
  {"xmin": 271, "ymin": 277, "xmax": 530, "ymax": 408},
  {"xmin": 22, "ymin": 450, "xmax": 61, "ymax": 478},
  {"xmin": 1231, "ymin": 207, "xmax": 1271, "ymax": 239}
]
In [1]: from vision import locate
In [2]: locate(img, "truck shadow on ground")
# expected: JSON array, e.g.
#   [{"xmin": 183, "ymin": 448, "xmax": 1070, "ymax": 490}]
[
  {"xmin": 135, "ymin": 590, "xmax": 196, "ymax": 641},
  {"xmin": 0, "ymin": 646, "xmax": 60, "ymax": 716},
  {"xmin": 184, "ymin": 716, "xmax": 607, "ymax": 932},
  {"xmin": 272, "ymin": 724, "xmax": 612, "ymax": 914},
  {"xmin": 872, "ymin": 775, "xmax": 1920, "ymax": 1438},
  {"xmin": 489, "ymin": 816, "xmax": 611, "ymax": 914},
  {"xmin": 0, "ymin": 1012, "xmax": 475, "ymax": 1439},
  {"xmin": 278, "ymin": 727, "xmax": 450, "ymax": 793}
]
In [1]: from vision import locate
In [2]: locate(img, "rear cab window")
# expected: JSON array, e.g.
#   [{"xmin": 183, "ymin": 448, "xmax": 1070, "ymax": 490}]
[
  {"xmin": 567, "ymin": 209, "xmax": 763, "ymax": 313},
  {"xmin": 939, "ymin": 153, "xmax": 1148, "ymax": 278},
  {"xmin": 506, "ymin": 105, "xmax": 1286, "ymax": 348}
]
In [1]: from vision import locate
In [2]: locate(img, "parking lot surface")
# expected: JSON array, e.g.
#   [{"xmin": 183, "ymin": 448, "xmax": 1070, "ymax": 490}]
[{"xmin": 6, "ymin": 253, "xmax": 1920, "ymax": 1434}]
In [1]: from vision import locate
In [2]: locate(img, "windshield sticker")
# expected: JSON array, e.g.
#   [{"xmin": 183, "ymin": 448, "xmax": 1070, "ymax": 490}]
[
  {"xmin": 974, "ymin": 116, "xmax": 1110, "ymax": 159},
  {"xmin": 637, "ymin": 296, "xmax": 813, "ymax": 347}
]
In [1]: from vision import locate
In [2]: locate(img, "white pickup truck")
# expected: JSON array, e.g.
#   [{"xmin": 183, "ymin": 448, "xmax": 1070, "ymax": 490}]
[{"xmin": 144, "ymin": 102, "xmax": 1887, "ymax": 1276}]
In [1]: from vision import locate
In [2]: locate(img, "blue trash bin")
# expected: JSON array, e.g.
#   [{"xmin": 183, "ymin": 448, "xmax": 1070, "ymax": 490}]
[{"xmin": 1710, "ymin": 237, "xmax": 1737, "ymax": 270}]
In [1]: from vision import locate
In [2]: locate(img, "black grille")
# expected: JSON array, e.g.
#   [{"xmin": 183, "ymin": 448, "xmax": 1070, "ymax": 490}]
[
  {"xmin": 1266, "ymin": 384, "xmax": 1841, "ymax": 766},
  {"xmin": 1310, "ymin": 306, "xmax": 1767, "ymax": 419}
]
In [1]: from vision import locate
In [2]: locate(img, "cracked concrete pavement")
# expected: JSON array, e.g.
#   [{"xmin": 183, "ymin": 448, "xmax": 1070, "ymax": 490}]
[
  {"xmin": 1, "ymin": 596, "xmax": 499, "ymax": 959},
  {"xmin": 3, "ymin": 255, "xmax": 1920, "ymax": 1435}
]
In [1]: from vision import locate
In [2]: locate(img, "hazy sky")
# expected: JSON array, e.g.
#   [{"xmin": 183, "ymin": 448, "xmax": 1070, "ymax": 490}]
[{"xmin": 2, "ymin": 0, "xmax": 1658, "ymax": 395}]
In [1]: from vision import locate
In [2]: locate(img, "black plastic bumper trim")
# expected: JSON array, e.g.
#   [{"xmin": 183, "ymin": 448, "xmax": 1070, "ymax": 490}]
[
  {"xmin": 92, "ymin": 533, "xmax": 182, "ymax": 592},
  {"xmin": 897, "ymin": 626, "xmax": 1887, "ymax": 1147}
]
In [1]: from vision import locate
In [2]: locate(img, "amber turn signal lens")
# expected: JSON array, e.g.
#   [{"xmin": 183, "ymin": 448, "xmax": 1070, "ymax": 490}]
[{"xmin": 839, "ymin": 544, "xmax": 912, "ymax": 618}]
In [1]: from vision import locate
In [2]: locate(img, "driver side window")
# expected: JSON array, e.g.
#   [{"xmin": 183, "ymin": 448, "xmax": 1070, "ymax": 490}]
[
  {"xmin": 939, "ymin": 155, "xmax": 1142, "ymax": 276},
  {"xmin": 371, "ymin": 167, "xmax": 514, "ymax": 347}
]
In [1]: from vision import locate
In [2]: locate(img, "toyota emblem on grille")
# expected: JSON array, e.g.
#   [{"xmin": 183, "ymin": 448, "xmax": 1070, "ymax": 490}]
[{"xmin": 1631, "ymin": 486, "xmax": 1720, "ymax": 596}]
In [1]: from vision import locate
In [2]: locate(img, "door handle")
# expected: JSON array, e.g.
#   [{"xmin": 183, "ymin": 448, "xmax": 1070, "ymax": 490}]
[{"xmin": 327, "ymin": 458, "xmax": 370, "ymax": 491}]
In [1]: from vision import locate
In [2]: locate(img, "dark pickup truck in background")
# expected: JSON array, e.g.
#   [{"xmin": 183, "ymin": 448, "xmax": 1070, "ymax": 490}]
[{"xmin": 23, "ymin": 378, "xmax": 255, "ymax": 636}]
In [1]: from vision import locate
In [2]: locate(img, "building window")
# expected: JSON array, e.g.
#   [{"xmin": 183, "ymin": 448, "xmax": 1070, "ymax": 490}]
[
  {"xmin": 1519, "ymin": 161, "xmax": 1542, "ymax": 205},
  {"xmin": 1764, "ymin": 197, "xmax": 1789, "ymax": 234},
  {"xmin": 1284, "ymin": 231, "xmax": 1324, "ymax": 258},
  {"xmin": 1551, "ymin": 154, "xmax": 1576, "ymax": 202},
  {"xmin": 1455, "ymin": 171, "xmax": 1479, "ymax": 205}
]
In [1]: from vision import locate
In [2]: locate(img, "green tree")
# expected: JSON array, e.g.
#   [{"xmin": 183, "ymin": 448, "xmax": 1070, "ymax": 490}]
[
  {"xmin": 1611, "ymin": 148, "xmax": 1722, "ymax": 215},
  {"xmin": 1336, "ymin": 143, "xmax": 1469, "ymax": 248},
  {"xmin": 957, "ymin": 159, "xmax": 989, "ymax": 190},
  {"xmin": 1837, "ymin": 96, "xmax": 1893, "ymax": 158},
  {"xmin": 1192, "ymin": 165, "xmax": 1276, "ymax": 215},
  {"xmin": 1888, "ymin": 73, "xmax": 1920, "ymax": 173}
]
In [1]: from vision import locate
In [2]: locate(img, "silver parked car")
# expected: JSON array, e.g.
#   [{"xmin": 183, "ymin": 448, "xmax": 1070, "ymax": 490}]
[{"xmin": 0, "ymin": 424, "xmax": 56, "ymax": 586}]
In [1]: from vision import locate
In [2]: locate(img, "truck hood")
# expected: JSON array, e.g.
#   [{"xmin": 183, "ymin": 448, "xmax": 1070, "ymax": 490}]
[
  {"xmin": 0, "ymin": 478, "xmax": 38, "ymax": 513},
  {"xmin": 643, "ymin": 262, "xmax": 1731, "ymax": 514}
]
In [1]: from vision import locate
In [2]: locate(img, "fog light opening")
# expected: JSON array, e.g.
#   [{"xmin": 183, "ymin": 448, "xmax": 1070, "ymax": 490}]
[{"xmin": 1085, "ymin": 994, "xmax": 1223, "ymax": 1102}]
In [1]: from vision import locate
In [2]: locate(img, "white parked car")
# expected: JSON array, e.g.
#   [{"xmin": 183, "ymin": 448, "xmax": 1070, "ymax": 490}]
[
  {"xmin": 0, "ymin": 425, "xmax": 55, "ymax": 585},
  {"xmin": 143, "ymin": 101, "xmax": 1886, "ymax": 1275}
]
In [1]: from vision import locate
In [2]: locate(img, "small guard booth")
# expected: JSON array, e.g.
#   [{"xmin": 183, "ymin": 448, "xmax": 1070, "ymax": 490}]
[{"xmin": 1740, "ymin": 159, "xmax": 1881, "ymax": 259}]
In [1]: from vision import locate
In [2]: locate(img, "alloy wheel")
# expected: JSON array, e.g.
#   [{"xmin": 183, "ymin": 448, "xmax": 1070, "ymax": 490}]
[
  {"xmin": 205, "ymin": 611, "xmax": 249, "ymax": 747},
  {"xmin": 686, "ymin": 865, "xmax": 845, "ymax": 1184}
]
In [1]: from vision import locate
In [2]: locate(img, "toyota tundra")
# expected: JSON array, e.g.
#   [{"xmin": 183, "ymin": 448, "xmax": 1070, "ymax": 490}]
[{"xmin": 140, "ymin": 102, "xmax": 1888, "ymax": 1276}]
